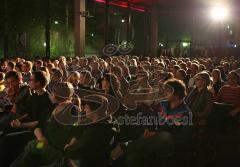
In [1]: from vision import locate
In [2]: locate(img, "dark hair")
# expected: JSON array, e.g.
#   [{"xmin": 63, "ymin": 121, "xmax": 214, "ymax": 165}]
[
  {"xmin": 164, "ymin": 79, "xmax": 186, "ymax": 99},
  {"xmin": 5, "ymin": 71, "xmax": 22, "ymax": 81},
  {"xmin": 32, "ymin": 71, "xmax": 49, "ymax": 88},
  {"xmin": 7, "ymin": 61, "xmax": 15, "ymax": 70},
  {"xmin": 35, "ymin": 60, "xmax": 43, "ymax": 66},
  {"xmin": 177, "ymin": 69, "xmax": 187, "ymax": 78},
  {"xmin": 23, "ymin": 61, "xmax": 32, "ymax": 69},
  {"xmin": 0, "ymin": 72, "xmax": 5, "ymax": 81},
  {"xmin": 101, "ymin": 73, "xmax": 120, "ymax": 96}
]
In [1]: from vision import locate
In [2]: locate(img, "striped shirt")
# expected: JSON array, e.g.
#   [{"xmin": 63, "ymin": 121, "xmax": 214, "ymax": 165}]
[{"xmin": 216, "ymin": 85, "xmax": 240, "ymax": 107}]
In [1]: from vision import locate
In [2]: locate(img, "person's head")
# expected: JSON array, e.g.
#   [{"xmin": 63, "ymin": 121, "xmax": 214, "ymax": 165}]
[
  {"xmin": 53, "ymin": 60, "xmax": 59, "ymax": 68},
  {"xmin": 15, "ymin": 63, "xmax": 22, "ymax": 72},
  {"xmin": 110, "ymin": 66, "xmax": 123, "ymax": 78},
  {"xmin": 47, "ymin": 63, "xmax": 55, "ymax": 73},
  {"xmin": 212, "ymin": 69, "xmax": 222, "ymax": 83},
  {"xmin": 79, "ymin": 58, "xmax": 88, "ymax": 66},
  {"xmin": 232, "ymin": 62, "xmax": 239, "ymax": 70},
  {"xmin": 79, "ymin": 70, "xmax": 94, "ymax": 86},
  {"xmin": 51, "ymin": 68, "xmax": 63, "ymax": 81},
  {"xmin": 130, "ymin": 59, "xmax": 137, "ymax": 67},
  {"xmin": 175, "ymin": 69, "xmax": 186, "ymax": 82},
  {"xmin": 22, "ymin": 61, "xmax": 32, "ymax": 73},
  {"xmin": 90, "ymin": 61, "xmax": 100, "ymax": 71},
  {"xmin": 199, "ymin": 64, "xmax": 206, "ymax": 72},
  {"xmin": 227, "ymin": 71, "xmax": 240, "ymax": 86},
  {"xmin": 7, "ymin": 61, "xmax": 15, "ymax": 72},
  {"xmin": 164, "ymin": 79, "xmax": 186, "ymax": 102},
  {"xmin": 101, "ymin": 73, "xmax": 120, "ymax": 94},
  {"xmin": 35, "ymin": 60, "xmax": 43, "ymax": 70},
  {"xmin": 136, "ymin": 70, "xmax": 149, "ymax": 82},
  {"xmin": 179, "ymin": 62, "xmax": 187, "ymax": 71},
  {"xmin": 49, "ymin": 82, "xmax": 74, "ymax": 103},
  {"xmin": 58, "ymin": 59, "xmax": 67, "ymax": 69},
  {"xmin": 172, "ymin": 65, "xmax": 180, "ymax": 75},
  {"xmin": 194, "ymin": 72, "xmax": 211, "ymax": 90},
  {"xmin": 67, "ymin": 72, "xmax": 80, "ymax": 87},
  {"xmin": 83, "ymin": 95, "xmax": 108, "ymax": 122},
  {"xmin": 223, "ymin": 62, "xmax": 230, "ymax": 73},
  {"xmin": 191, "ymin": 63, "xmax": 199, "ymax": 76},
  {"xmin": 29, "ymin": 71, "xmax": 49, "ymax": 90},
  {"xmin": 5, "ymin": 71, "xmax": 22, "ymax": 95},
  {"xmin": 99, "ymin": 60, "xmax": 108, "ymax": 70},
  {"xmin": 39, "ymin": 66, "xmax": 50, "ymax": 80},
  {"xmin": 1, "ymin": 61, "xmax": 7, "ymax": 71}
]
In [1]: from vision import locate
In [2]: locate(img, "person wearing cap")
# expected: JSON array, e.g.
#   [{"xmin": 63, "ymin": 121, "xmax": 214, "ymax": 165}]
[{"xmin": 10, "ymin": 82, "xmax": 79, "ymax": 167}]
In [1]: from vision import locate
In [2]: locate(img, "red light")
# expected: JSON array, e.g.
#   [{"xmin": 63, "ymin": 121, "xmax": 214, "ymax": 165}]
[{"xmin": 95, "ymin": 0, "xmax": 145, "ymax": 12}]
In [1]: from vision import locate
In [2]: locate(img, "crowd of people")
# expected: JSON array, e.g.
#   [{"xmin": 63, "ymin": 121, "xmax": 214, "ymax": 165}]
[{"xmin": 0, "ymin": 55, "xmax": 240, "ymax": 167}]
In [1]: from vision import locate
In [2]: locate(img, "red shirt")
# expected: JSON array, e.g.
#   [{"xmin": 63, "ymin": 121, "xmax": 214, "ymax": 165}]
[{"xmin": 217, "ymin": 85, "xmax": 240, "ymax": 107}]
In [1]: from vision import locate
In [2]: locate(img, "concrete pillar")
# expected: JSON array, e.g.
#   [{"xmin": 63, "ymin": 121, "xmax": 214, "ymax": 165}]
[
  {"xmin": 74, "ymin": 0, "xmax": 85, "ymax": 57},
  {"xmin": 150, "ymin": 6, "xmax": 158, "ymax": 57}
]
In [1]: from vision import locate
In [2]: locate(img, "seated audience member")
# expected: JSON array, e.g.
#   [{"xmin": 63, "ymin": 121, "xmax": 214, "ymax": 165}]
[
  {"xmin": 34, "ymin": 60, "xmax": 43, "ymax": 71},
  {"xmin": 21, "ymin": 61, "xmax": 32, "ymax": 83},
  {"xmin": 175, "ymin": 69, "xmax": 188, "ymax": 86},
  {"xmin": 0, "ymin": 71, "xmax": 31, "ymax": 131},
  {"xmin": 10, "ymin": 82, "xmax": 79, "ymax": 167},
  {"xmin": 64, "ymin": 95, "xmax": 115, "ymax": 167},
  {"xmin": 7, "ymin": 61, "xmax": 16, "ymax": 72},
  {"xmin": 0, "ymin": 61, "xmax": 7, "ymax": 72},
  {"xmin": 58, "ymin": 57, "xmax": 69, "ymax": 81},
  {"xmin": 67, "ymin": 71, "xmax": 80, "ymax": 89},
  {"xmin": 10, "ymin": 71, "xmax": 54, "ymax": 129},
  {"xmin": 0, "ymin": 72, "xmax": 5, "ymax": 92},
  {"xmin": 129, "ymin": 70, "xmax": 151, "ymax": 92},
  {"xmin": 185, "ymin": 72, "xmax": 213, "ymax": 125},
  {"xmin": 100, "ymin": 73, "xmax": 122, "ymax": 99},
  {"xmin": 216, "ymin": 71, "xmax": 240, "ymax": 117},
  {"xmin": 188, "ymin": 63, "xmax": 199, "ymax": 89},
  {"xmin": 110, "ymin": 66, "xmax": 129, "ymax": 96},
  {"xmin": 211, "ymin": 69, "xmax": 225, "ymax": 96},
  {"xmin": 79, "ymin": 70, "xmax": 96, "ymax": 90},
  {"xmin": 0, "ymin": 71, "xmax": 54, "ymax": 166}
]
